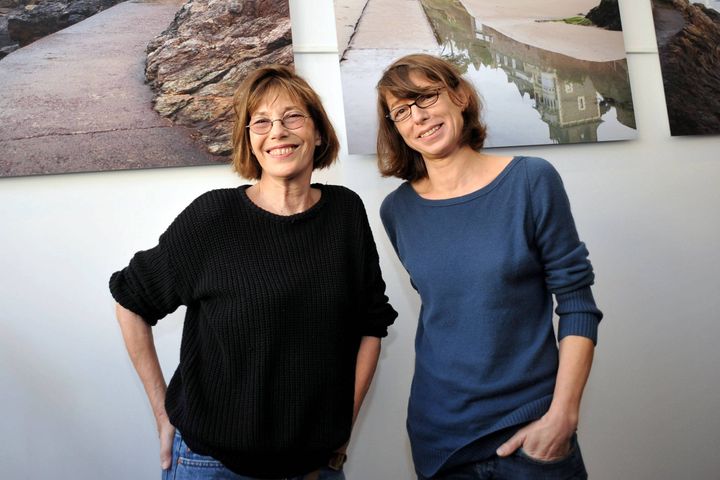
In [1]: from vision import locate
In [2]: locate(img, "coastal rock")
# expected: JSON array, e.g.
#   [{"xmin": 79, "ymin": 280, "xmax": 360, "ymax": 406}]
[
  {"xmin": 0, "ymin": 0, "xmax": 21, "ymax": 8},
  {"xmin": 145, "ymin": 0, "xmax": 293, "ymax": 156},
  {"xmin": 0, "ymin": 6, "xmax": 18, "ymax": 58},
  {"xmin": 653, "ymin": 0, "xmax": 720, "ymax": 135},
  {"xmin": 6, "ymin": 0, "xmax": 123, "ymax": 46},
  {"xmin": 586, "ymin": 0, "xmax": 623, "ymax": 31},
  {"xmin": 0, "ymin": 0, "xmax": 20, "ymax": 9}
]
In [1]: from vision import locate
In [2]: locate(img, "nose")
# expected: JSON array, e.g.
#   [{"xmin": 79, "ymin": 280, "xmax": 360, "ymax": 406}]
[
  {"xmin": 269, "ymin": 118, "xmax": 289, "ymax": 137},
  {"xmin": 410, "ymin": 104, "xmax": 429, "ymax": 123}
]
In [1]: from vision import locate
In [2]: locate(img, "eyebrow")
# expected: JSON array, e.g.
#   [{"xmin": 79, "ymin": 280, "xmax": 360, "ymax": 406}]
[
  {"xmin": 387, "ymin": 88, "xmax": 438, "ymax": 110},
  {"xmin": 252, "ymin": 106, "xmax": 304, "ymax": 117},
  {"xmin": 388, "ymin": 98, "xmax": 411, "ymax": 110}
]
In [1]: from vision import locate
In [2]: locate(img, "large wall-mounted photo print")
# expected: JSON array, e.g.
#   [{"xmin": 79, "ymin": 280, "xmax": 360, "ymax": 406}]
[
  {"xmin": 335, "ymin": 0, "xmax": 637, "ymax": 154},
  {"xmin": 652, "ymin": 0, "xmax": 720, "ymax": 136},
  {"xmin": 0, "ymin": 0, "xmax": 293, "ymax": 178}
]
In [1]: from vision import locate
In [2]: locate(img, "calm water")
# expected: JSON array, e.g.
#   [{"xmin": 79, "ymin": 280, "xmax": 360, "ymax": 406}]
[{"xmin": 341, "ymin": 0, "xmax": 636, "ymax": 154}]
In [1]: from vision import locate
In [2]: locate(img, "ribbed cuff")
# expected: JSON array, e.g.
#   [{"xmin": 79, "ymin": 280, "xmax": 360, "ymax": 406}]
[
  {"xmin": 556, "ymin": 287, "xmax": 602, "ymax": 344},
  {"xmin": 558, "ymin": 313, "xmax": 599, "ymax": 344}
]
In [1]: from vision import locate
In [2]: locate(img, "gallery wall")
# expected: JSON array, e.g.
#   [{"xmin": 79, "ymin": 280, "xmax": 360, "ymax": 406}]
[{"xmin": 1, "ymin": 1, "xmax": 719, "ymax": 479}]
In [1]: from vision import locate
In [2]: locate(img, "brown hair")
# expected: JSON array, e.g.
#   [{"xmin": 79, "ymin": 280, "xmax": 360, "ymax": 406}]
[
  {"xmin": 376, "ymin": 54, "xmax": 487, "ymax": 181},
  {"xmin": 231, "ymin": 65, "xmax": 339, "ymax": 179}
]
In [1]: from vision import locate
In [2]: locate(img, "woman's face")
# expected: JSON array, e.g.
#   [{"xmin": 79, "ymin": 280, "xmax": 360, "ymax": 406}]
[
  {"xmin": 385, "ymin": 72, "xmax": 466, "ymax": 161},
  {"xmin": 248, "ymin": 91, "xmax": 321, "ymax": 182}
]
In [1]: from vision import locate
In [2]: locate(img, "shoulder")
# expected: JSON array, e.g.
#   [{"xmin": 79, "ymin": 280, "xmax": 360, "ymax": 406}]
[
  {"xmin": 187, "ymin": 187, "xmax": 240, "ymax": 209},
  {"xmin": 511, "ymin": 157, "xmax": 565, "ymax": 196},
  {"xmin": 320, "ymin": 183, "xmax": 362, "ymax": 203},
  {"xmin": 518, "ymin": 156, "xmax": 562, "ymax": 181},
  {"xmin": 319, "ymin": 183, "xmax": 365, "ymax": 211},
  {"xmin": 380, "ymin": 182, "xmax": 410, "ymax": 210},
  {"xmin": 380, "ymin": 182, "xmax": 412, "ymax": 225},
  {"xmin": 516, "ymin": 155, "xmax": 555, "ymax": 173},
  {"xmin": 166, "ymin": 188, "xmax": 241, "ymax": 236}
]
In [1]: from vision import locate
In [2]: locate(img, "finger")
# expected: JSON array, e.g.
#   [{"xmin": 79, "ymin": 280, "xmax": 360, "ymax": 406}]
[
  {"xmin": 160, "ymin": 445, "xmax": 172, "ymax": 470},
  {"xmin": 496, "ymin": 431, "xmax": 525, "ymax": 457},
  {"xmin": 160, "ymin": 431, "xmax": 174, "ymax": 470}
]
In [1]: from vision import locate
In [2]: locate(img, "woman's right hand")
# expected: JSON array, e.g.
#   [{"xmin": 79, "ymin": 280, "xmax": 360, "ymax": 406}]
[
  {"xmin": 115, "ymin": 304, "xmax": 175, "ymax": 470},
  {"xmin": 158, "ymin": 416, "xmax": 176, "ymax": 470}
]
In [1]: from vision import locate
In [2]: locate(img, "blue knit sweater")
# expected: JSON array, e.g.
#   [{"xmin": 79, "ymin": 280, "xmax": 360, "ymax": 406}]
[{"xmin": 380, "ymin": 156, "xmax": 602, "ymax": 477}]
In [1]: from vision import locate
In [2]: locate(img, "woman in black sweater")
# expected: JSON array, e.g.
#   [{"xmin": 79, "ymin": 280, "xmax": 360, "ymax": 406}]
[{"xmin": 110, "ymin": 65, "xmax": 397, "ymax": 480}]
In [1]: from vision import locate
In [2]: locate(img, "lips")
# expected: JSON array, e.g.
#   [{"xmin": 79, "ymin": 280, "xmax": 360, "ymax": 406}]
[
  {"xmin": 267, "ymin": 144, "xmax": 298, "ymax": 156},
  {"xmin": 418, "ymin": 124, "xmax": 441, "ymax": 139}
]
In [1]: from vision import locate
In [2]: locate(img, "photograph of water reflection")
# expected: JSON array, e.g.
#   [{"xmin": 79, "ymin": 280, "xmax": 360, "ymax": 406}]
[{"xmin": 336, "ymin": 0, "xmax": 637, "ymax": 154}]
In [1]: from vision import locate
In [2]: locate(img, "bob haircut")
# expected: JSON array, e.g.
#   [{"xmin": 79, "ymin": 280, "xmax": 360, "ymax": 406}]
[
  {"xmin": 232, "ymin": 65, "xmax": 339, "ymax": 180},
  {"xmin": 376, "ymin": 54, "xmax": 487, "ymax": 181}
]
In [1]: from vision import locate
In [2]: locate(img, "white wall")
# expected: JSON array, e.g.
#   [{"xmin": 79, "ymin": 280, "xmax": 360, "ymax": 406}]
[{"xmin": 1, "ymin": 0, "xmax": 719, "ymax": 478}]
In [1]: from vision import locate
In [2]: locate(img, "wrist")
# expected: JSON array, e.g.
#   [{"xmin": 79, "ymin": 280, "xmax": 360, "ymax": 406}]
[
  {"xmin": 155, "ymin": 411, "xmax": 171, "ymax": 429},
  {"xmin": 544, "ymin": 405, "xmax": 579, "ymax": 431}
]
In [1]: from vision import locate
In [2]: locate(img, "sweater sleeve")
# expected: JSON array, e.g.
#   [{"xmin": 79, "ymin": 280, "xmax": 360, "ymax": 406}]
[
  {"xmin": 526, "ymin": 158, "xmax": 603, "ymax": 344},
  {"xmin": 356, "ymin": 196, "xmax": 398, "ymax": 338},
  {"xmin": 109, "ymin": 237, "xmax": 181, "ymax": 326},
  {"xmin": 108, "ymin": 195, "xmax": 204, "ymax": 326}
]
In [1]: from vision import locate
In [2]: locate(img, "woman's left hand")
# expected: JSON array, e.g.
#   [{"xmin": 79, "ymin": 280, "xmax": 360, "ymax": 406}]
[{"xmin": 495, "ymin": 411, "xmax": 575, "ymax": 461}]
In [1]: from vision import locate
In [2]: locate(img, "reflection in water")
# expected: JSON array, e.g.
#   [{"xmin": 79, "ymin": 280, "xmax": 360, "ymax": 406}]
[{"xmin": 419, "ymin": 0, "xmax": 636, "ymax": 147}]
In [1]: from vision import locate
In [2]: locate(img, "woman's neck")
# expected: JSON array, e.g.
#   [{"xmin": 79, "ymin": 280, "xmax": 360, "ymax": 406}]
[
  {"xmin": 413, "ymin": 148, "xmax": 513, "ymax": 200},
  {"xmin": 247, "ymin": 176, "xmax": 320, "ymax": 216}
]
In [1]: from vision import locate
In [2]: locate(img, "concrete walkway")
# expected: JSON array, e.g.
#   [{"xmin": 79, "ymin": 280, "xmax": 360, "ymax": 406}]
[
  {"xmin": 339, "ymin": 0, "xmax": 440, "ymax": 154},
  {"xmin": 349, "ymin": 0, "xmax": 437, "ymax": 51},
  {"xmin": 0, "ymin": 0, "xmax": 223, "ymax": 178},
  {"xmin": 334, "ymin": 0, "xmax": 368, "ymax": 58}
]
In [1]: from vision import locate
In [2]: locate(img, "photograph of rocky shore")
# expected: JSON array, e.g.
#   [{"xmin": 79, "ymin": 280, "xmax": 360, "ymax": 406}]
[
  {"xmin": 0, "ymin": 0, "xmax": 124, "ymax": 58},
  {"xmin": 652, "ymin": 0, "xmax": 720, "ymax": 136},
  {"xmin": 0, "ymin": 0, "xmax": 293, "ymax": 178},
  {"xmin": 335, "ymin": 0, "xmax": 636, "ymax": 154}
]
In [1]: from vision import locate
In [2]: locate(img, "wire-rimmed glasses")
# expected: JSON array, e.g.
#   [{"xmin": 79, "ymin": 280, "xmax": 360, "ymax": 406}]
[
  {"xmin": 386, "ymin": 89, "xmax": 442, "ymax": 122},
  {"xmin": 246, "ymin": 111, "xmax": 309, "ymax": 135}
]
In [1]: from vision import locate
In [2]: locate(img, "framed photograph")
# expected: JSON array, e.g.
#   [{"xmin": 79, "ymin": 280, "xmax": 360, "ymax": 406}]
[
  {"xmin": 335, "ymin": 0, "xmax": 637, "ymax": 154},
  {"xmin": 651, "ymin": 0, "xmax": 720, "ymax": 136},
  {"xmin": 0, "ymin": 0, "xmax": 293, "ymax": 177}
]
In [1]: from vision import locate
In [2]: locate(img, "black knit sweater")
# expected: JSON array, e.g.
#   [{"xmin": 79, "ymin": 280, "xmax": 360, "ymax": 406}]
[{"xmin": 109, "ymin": 184, "xmax": 397, "ymax": 478}]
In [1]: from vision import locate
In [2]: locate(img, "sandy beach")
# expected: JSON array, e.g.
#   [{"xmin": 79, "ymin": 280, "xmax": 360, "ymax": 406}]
[{"xmin": 462, "ymin": 0, "xmax": 627, "ymax": 62}]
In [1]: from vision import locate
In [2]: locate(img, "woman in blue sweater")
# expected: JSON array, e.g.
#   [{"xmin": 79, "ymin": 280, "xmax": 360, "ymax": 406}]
[{"xmin": 376, "ymin": 54, "xmax": 602, "ymax": 479}]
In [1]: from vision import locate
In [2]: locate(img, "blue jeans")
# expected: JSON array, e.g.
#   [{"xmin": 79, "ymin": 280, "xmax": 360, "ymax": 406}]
[
  {"xmin": 421, "ymin": 434, "xmax": 587, "ymax": 480},
  {"xmin": 163, "ymin": 432, "xmax": 346, "ymax": 480}
]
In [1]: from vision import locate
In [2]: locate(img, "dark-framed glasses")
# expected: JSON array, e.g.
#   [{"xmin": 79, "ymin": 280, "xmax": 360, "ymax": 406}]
[
  {"xmin": 386, "ymin": 89, "xmax": 442, "ymax": 123},
  {"xmin": 247, "ymin": 111, "xmax": 309, "ymax": 134}
]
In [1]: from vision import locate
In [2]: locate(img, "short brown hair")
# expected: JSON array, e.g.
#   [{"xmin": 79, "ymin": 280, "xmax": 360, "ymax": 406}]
[
  {"xmin": 231, "ymin": 65, "xmax": 339, "ymax": 179},
  {"xmin": 376, "ymin": 54, "xmax": 487, "ymax": 181}
]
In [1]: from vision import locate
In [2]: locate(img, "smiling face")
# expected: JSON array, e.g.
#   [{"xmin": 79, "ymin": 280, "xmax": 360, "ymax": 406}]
[
  {"xmin": 249, "ymin": 91, "xmax": 321, "ymax": 182},
  {"xmin": 385, "ymin": 71, "xmax": 467, "ymax": 162}
]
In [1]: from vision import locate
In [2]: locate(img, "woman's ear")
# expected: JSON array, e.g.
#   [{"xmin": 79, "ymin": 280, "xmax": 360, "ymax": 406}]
[
  {"xmin": 459, "ymin": 90, "xmax": 470, "ymax": 111},
  {"xmin": 452, "ymin": 85, "xmax": 470, "ymax": 111}
]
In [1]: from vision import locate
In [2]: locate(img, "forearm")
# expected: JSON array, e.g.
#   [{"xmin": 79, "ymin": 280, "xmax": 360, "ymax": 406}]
[
  {"xmin": 546, "ymin": 335, "xmax": 595, "ymax": 428},
  {"xmin": 352, "ymin": 336, "xmax": 381, "ymax": 424},
  {"xmin": 115, "ymin": 303, "xmax": 169, "ymax": 426}
]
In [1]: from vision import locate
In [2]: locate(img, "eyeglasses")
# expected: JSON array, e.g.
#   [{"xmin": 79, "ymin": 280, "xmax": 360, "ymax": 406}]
[
  {"xmin": 386, "ymin": 89, "xmax": 442, "ymax": 123},
  {"xmin": 246, "ymin": 111, "xmax": 309, "ymax": 135}
]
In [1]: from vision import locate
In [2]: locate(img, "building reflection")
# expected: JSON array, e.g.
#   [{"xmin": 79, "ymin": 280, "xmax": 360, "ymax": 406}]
[{"xmin": 419, "ymin": 0, "xmax": 635, "ymax": 144}]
